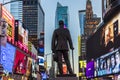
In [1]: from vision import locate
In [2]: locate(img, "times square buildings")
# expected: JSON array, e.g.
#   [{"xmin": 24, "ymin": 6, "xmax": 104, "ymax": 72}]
[
  {"xmin": 0, "ymin": 0, "xmax": 45, "ymax": 80},
  {"xmin": 86, "ymin": 0, "xmax": 120, "ymax": 80}
]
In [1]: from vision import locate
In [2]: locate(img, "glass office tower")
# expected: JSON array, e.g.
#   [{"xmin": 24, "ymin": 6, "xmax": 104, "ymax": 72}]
[{"xmin": 55, "ymin": 2, "xmax": 69, "ymax": 28}]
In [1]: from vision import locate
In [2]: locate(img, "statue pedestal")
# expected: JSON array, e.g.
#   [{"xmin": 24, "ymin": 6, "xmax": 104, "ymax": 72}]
[{"xmin": 55, "ymin": 74, "xmax": 78, "ymax": 80}]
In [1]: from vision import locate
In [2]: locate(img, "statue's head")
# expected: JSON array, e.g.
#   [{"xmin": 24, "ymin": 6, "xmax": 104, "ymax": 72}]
[{"xmin": 59, "ymin": 20, "xmax": 64, "ymax": 28}]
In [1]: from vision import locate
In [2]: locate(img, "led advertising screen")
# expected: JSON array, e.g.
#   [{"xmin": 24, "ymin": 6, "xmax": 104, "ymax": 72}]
[
  {"xmin": 13, "ymin": 50, "xmax": 27, "ymax": 74},
  {"xmin": 38, "ymin": 56, "xmax": 44, "ymax": 66},
  {"xmin": 94, "ymin": 48, "xmax": 120, "ymax": 77},
  {"xmin": 41, "ymin": 72, "xmax": 48, "ymax": 80},
  {"xmin": 26, "ymin": 57, "xmax": 32, "ymax": 76},
  {"xmin": 87, "ymin": 16, "xmax": 120, "ymax": 61},
  {"xmin": 18, "ymin": 23, "xmax": 28, "ymax": 46},
  {"xmin": 86, "ymin": 61, "xmax": 94, "ymax": 78},
  {"xmin": 0, "ymin": 43, "xmax": 16, "ymax": 73},
  {"xmin": 38, "ymin": 47, "xmax": 44, "ymax": 54},
  {"xmin": 1, "ymin": 5, "xmax": 15, "ymax": 43}
]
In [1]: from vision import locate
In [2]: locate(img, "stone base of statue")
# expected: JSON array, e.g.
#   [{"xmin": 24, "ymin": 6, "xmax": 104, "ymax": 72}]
[{"xmin": 54, "ymin": 74, "xmax": 78, "ymax": 80}]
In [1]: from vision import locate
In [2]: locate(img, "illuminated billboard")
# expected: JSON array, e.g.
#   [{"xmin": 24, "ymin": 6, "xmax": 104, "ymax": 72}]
[
  {"xmin": 94, "ymin": 48, "xmax": 120, "ymax": 77},
  {"xmin": 38, "ymin": 47, "xmax": 44, "ymax": 54},
  {"xmin": 1, "ymin": 5, "xmax": 15, "ymax": 44},
  {"xmin": 87, "ymin": 13, "xmax": 120, "ymax": 61},
  {"xmin": 13, "ymin": 50, "xmax": 27, "ymax": 74},
  {"xmin": 0, "ymin": 43, "xmax": 16, "ymax": 73},
  {"xmin": 41, "ymin": 72, "xmax": 48, "ymax": 80},
  {"xmin": 38, "ymin": 56, "xmax": 44, "ymax": 66},
  {"xmin": 86, "ymin": 11, "xmax": 120, "ymax": 77},
  {"xmin": 26, "ymin": 57, "xmax": 32, "ymax": 76},
  {"xmin": 18, "ymin": 23, "xmax": 28, "ymax": 46},
  {"xmin": 79, "ymin": 58, "xmax": 86, "ymax": 79},
  {"xmin": 86, "ymin": 61, "xmax": 94, "ymax": 78},
  {"xmin": 15, "ymin": 20, "xmax": 28, "ymax": 46}
]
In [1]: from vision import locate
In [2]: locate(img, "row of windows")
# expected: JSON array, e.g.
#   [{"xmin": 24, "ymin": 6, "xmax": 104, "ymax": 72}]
[
  {"xmin": 23, "ymin": 12, "xmax": 37, "ymax": 15},
  {"xmin": 23, "ymin": 1, "xmax": 38, "ymax": 5},
  {"xmin": 29, "ymin": 35, "xmax": 37, "ymax": 38},
  {"xmin": 23, "ymin": 21, "xmax": 37, "ymax": 24},
  {"xmin": 23, "ymin": 6, "xmax": 37, "ymax": 9},
  {"xmin": 29, "ymin": 38, "xmax": 37, "ymax": 41}
]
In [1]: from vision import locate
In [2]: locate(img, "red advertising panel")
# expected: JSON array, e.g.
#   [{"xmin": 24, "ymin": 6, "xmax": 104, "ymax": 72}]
[
  {"xmin": 13, "ymin": 50, "xmax": 27, "ymax": 74},
  {"xmin": 1, "ymin": 5, "xmax": 15, "ymax": 44}
]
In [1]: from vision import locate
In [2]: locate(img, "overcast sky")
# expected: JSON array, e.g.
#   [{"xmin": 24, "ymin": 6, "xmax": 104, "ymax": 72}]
[{"xmin": 41, "ymin": 0, "xmax": 102, "ymax": 75}]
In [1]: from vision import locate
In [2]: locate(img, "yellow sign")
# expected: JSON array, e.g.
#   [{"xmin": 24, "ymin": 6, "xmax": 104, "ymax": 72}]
[
  {"xmin": 79, "ymin": 60, "xmax": 86, "ymax": 68},
  {"xmin": 7, "ymin": 24, "xmax": 12, "ymax": 37}
]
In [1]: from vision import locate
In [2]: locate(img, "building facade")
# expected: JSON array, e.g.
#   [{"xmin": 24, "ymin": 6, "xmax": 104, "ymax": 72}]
[
  {"xmin": 86, "ymin": 0, "xmax": 120, "ymax": 79},
  {"xmin": 55, "ymin": 2, "xmax": 69, "ymax": 28},
  {"xmin": 10, "ymin": 1, "xmax": 23, "ymax": 21},
  {"xmin": 85, "ymin": 0, "xmax": 101, "ymax": 37},
  {"xmin": 79, "ymin": 0, "xmax": 101, "ymax": 79},
  {"xmin": 82, "ymin": 0, "xmax": 100, "ymax": 58},
  {"xmin": 78, "ymin": 10, "xmax": 86, "ymax": 35},
  {"xmin": 79, "ymin": 0, "xmax": 101, "ymax": 61},
  {"xmin": 23, "ymin": 0, "xmax": 44, "ymax": 48}
]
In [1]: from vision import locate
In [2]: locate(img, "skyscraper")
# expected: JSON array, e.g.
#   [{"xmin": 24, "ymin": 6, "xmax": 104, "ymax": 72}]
[
  {"xmin": 0, "ymin": 0, "xmax": 22, "ymax": 22},
  {"xmin": 80, "ymin": 0, "xmax": 101, "ymax": 60},
  {"xmin": 10, "ymin": 1, "xmax": 23, "ymax": 21},
  {"xmin": 78, "ymin": 0, "xmax": 101, "ymax": 79},
  {"xmin": 23, "ymin": 0, "xmax": 44, "ymax": 48},
  {"xmin": 78, "ymin": 10, "xmax": 86, "ymax": 35},
  {"xmin": 85, "ymin": 0, "xmax": 101, "ymax": 37},
  {"xmin": 55, "ymin": 2, "xmax": 69, "ymax": 28}
]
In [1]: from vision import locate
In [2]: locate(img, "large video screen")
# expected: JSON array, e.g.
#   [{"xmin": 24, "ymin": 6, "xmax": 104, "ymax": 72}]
[
  {"xmin": 94, "ymin": 48, "xmax": 120, "ymax": 77},
  {"xmin": 0, "ymin": 43, "xmax": 16, "ymax": 73},
  {"xmin": 41, "ymin": 72, "xmax": 48, "ymax": 80},
  {"xmin": 87, "ymin": 19, "xmax": 120, "ymax": 61},
  {"xmin": 86, "ymin": 61, "xmax": 94, "ymax": 78},
  {"xmin": 38, "ymin": 47, "xmax": 44, "ymax": 54},
  {"xmin": 13, "ymin": 50, "xmax": 27, "ymax": 74},
  {"xmin": 38, "ymin": 56, "xmax": 44, "ymax": 66}
]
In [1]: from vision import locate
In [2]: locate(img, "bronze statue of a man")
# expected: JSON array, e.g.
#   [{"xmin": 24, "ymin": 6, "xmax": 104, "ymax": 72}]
[{"xmin": 51, "ymin": 20, "xmax": 74, "ymax": 75}]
